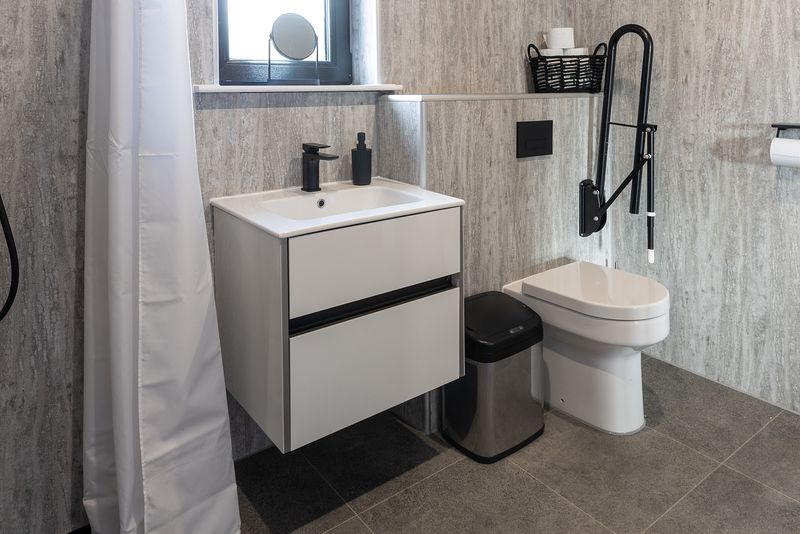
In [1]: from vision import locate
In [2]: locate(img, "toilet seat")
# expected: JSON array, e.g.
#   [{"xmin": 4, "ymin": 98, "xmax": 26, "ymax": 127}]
[
  {"xmin": 521, "ymin": 261, "xmax": 669, "ymax": 321},
  {"xmin": 520, "ymin": 295, "xmax": 669, "ymax": 349}
]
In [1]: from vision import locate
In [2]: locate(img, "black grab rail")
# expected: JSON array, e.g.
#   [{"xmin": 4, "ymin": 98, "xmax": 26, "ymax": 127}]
[{"xmin": 580, "ymin": 24, "xmax": 658, "ymax": 263}]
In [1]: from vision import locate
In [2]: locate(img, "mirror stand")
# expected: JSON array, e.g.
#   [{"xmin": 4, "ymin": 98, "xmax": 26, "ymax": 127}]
[{"xmin": 267, "ymin": 36, "xmax": 320, "ymax": 85}]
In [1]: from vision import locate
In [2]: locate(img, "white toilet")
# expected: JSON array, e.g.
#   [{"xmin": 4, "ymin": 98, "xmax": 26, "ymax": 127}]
[{"xmin": 503, "ymin": 261, "xmax": 669, "ymax": 434}]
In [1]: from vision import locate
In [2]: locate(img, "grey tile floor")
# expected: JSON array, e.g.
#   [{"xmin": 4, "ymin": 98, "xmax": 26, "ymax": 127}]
[{"xmin": 236, "ymin": 358, "xmax": 800, "ymax": 533}]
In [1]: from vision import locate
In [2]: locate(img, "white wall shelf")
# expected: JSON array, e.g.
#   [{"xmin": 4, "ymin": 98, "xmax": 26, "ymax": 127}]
[
  {"xmin": 386, "ymin": 93, "xmax": 601, "ymax": 102},
  {"xmin": 193, "ymin": 84, "xmax": 402, "ymax": 94}
]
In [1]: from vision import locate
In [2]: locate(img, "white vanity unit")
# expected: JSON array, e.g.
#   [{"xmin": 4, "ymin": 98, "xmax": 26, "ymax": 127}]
[{"xmin": 211, "ymin": 178, "xmax": 465, "ymax": 452}]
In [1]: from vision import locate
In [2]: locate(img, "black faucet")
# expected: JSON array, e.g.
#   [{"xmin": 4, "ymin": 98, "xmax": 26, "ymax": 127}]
[{"xmin": 302, "ymin": 143, "xmax": 339, "ymax": 192}]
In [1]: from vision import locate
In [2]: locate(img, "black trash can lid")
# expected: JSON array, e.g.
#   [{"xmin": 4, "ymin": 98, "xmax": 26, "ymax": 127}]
[{"xmin": 465, "ymin": 291, "xmax": 543, "ymax": 363}]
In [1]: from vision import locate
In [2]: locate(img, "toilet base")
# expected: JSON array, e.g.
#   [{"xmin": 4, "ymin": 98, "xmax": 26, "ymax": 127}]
[{"xmin": 541, "ymin": 326, "xmax": 645, "ymax": 434}]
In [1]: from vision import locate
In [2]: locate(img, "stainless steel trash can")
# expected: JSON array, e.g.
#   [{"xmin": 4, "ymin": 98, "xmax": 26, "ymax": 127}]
[{"xmin": 443, "ymin": 291, "xmax": 544, "ymax": 463}]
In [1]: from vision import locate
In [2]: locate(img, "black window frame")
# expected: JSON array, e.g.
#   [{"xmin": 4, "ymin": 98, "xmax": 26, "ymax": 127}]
[{"xmin": 218, "ymin": 0, "xmax": 353, "ymax": 85}]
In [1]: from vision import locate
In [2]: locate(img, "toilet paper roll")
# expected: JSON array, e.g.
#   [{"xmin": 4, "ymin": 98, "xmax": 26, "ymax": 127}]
[
  {"xmin": 770, "ymin": 137, "xmax": 800, "ymax": 168},
  {"xmin": 544, "ymin": 27, "xmax": 575, "ymax": 49}
]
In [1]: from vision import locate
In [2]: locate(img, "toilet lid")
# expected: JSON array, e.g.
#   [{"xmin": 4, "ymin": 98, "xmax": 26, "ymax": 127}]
[{"xmin": 521, "ymin": 261, "xmax": 669, "ymax": 320}]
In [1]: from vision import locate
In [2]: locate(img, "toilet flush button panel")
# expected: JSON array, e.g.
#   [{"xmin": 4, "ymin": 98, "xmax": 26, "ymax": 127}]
[{"xmin": 516, "ymin": 120, "xmax": 553, "ymax": 158}]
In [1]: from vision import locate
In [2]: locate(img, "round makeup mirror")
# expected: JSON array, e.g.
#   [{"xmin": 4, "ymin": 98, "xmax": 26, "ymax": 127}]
[{"xmin": 270, "ymin": 13, "xmax": 317, "ymax": 61}]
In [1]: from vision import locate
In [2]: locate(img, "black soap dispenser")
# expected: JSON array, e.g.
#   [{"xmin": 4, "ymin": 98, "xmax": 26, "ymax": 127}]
[{"xmin": 351, "ymin": 132, "xmax": 372, "ymax": 186}]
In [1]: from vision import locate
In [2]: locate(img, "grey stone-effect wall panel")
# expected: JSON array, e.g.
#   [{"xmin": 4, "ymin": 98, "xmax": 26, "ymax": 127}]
[
  {"xmin": 379, "ymin": 95, "xmax": 611, "ymax": 297},
  {"xmin": 377, "ymin": 0, "xmax": 584, "ymax": 93},
  {"xmin": 194, "ymin": 92, "xmax": 378, "ymax": 210},
  {"xmin": 571, "ymin": 0, "xmax": 800, "ymax": 412},
  {"xmin": 351, "ymin": 0, "xmax": 381, "ymax": 85},
  {"xmin": 187, "ymin": 0, "xmax": 216, "ymax": 84},
  {"xmin": 0, "ymin": 1, "xmax": 92, "ymax": 533},
  {"xmin": 376, "ymin": 99, "xmax": 424, "ymax": 184},
  {"xmin": 422, "ymin": 97, "xmax": 610, "ymax": 295}
]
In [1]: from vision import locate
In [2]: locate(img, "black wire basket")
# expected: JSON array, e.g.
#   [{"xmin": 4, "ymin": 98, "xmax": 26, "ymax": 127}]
[{"xmin": 527, "ymin": 43, "xmax": 607, "ymax": 93}]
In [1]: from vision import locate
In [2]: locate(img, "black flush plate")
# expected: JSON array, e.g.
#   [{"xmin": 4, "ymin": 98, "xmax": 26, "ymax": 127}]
[{"xmin": 516, "ymin": 120, "xmax": 553, "ymax": 158}]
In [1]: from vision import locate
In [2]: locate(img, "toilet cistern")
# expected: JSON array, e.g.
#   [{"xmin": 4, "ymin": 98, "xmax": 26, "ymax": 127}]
[{"xmin": 301, "ymin": 142, "xmax": 339, "ymax": 192}]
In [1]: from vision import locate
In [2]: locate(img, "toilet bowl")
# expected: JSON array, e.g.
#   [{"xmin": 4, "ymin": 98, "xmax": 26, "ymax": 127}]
[{"xmin": 503, "ymin": 261, "xmax": 669, "ymax": 434}]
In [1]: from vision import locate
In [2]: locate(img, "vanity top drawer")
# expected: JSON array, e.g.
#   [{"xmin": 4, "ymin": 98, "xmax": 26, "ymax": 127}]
[{"xmin": 288, "ymin": 207, "xmax": 461, "ymax": 318}]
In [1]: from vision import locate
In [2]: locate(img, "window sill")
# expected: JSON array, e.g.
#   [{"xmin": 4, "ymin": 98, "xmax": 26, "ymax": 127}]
[{"xmin": 193, "ymin": 84, "xmax": 403, "ymax": 94}]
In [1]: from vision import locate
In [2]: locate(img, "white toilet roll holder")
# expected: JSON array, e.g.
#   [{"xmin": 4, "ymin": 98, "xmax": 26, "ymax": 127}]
[{"xmin": 771, "ymin": 123, "xmax": 800, "ymax": 169}]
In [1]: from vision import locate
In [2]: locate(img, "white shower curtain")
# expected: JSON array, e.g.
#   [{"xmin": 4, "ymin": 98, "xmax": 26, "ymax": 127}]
[{"xmin": 83, "ymin": 1, "xmax": 240, "ymax": 533}]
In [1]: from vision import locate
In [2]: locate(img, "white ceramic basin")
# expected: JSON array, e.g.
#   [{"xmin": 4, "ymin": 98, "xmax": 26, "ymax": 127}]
[
  {"xmin": 210, "ymin": 177, "xmax": 464, "ymax": 238},
  {"xmin": 264, "ymin": 186, "xmax": 420, "ymax": 220}
]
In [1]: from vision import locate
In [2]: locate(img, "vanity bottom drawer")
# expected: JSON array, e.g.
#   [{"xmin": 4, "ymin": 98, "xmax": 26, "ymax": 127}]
[{"xmin": 288, "ymin": 288, "xmax": 461, "ymax": 450}]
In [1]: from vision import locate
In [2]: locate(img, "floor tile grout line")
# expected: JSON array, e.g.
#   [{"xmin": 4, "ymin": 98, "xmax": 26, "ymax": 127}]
[
  {"xmin": 541, "ymin": 410, "xmax": 724, "ymax": 533},
  {"xmin": 320, "ymin": 516, "xmax": 359, "ymax": 534},
  {"xmin": 643, "ymin": 404, "xmax": 784, "ymax": 468},
  {"xmin": 723, "ymin": 463, "xmax": 800, "ymax": 507},
  {"xmin": 355, "ymin": 456, "xmax": 466, "ymax": 516},
  {"xmin": 299, "ymin": 450, "xmax": 360, "ymax": 519},
  {"xmin": 320, "ymin": 514, "xmax": 377, "ymax": 534},
  {"xmin": 356, "ymin": 515, "xmax": 377, "ymax": 534},
  {"xmin": 720, "ymin": 410, "xmax": 783, "ymax": 464},
  {"xmin": 506, "ymin": 457, "xmax": 617, "ymax": 534},
  {"xmin": 641, "ymin": 464, "xmax": 722, "ymax": 533},
  {"xmin": 644, "ymin": 425, "xmax": 722, "ymax": 465},
  {"xmin": 642, "ymin": 412, "xmax": 783, "ymax": 532}
]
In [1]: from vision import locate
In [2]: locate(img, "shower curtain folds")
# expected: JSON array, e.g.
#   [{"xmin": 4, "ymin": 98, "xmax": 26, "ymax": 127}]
[{"xmin": 83, "ymin": 1, "xmax": 240, "ymax": 532}]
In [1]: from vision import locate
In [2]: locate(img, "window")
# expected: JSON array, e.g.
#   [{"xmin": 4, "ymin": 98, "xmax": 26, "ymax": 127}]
[{"xmin": 218, "ymin": 0, "xmax": 352, "ymax": 85}]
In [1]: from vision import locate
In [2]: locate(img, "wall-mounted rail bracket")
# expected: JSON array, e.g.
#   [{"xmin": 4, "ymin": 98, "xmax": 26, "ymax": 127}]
[
  {"xmin": 579, "ymin": 124, "xmax": 656, "ymax": 237},
  {"xmin": 772, "ymin": 123, "xmax": 800, "ymax": 138}
]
